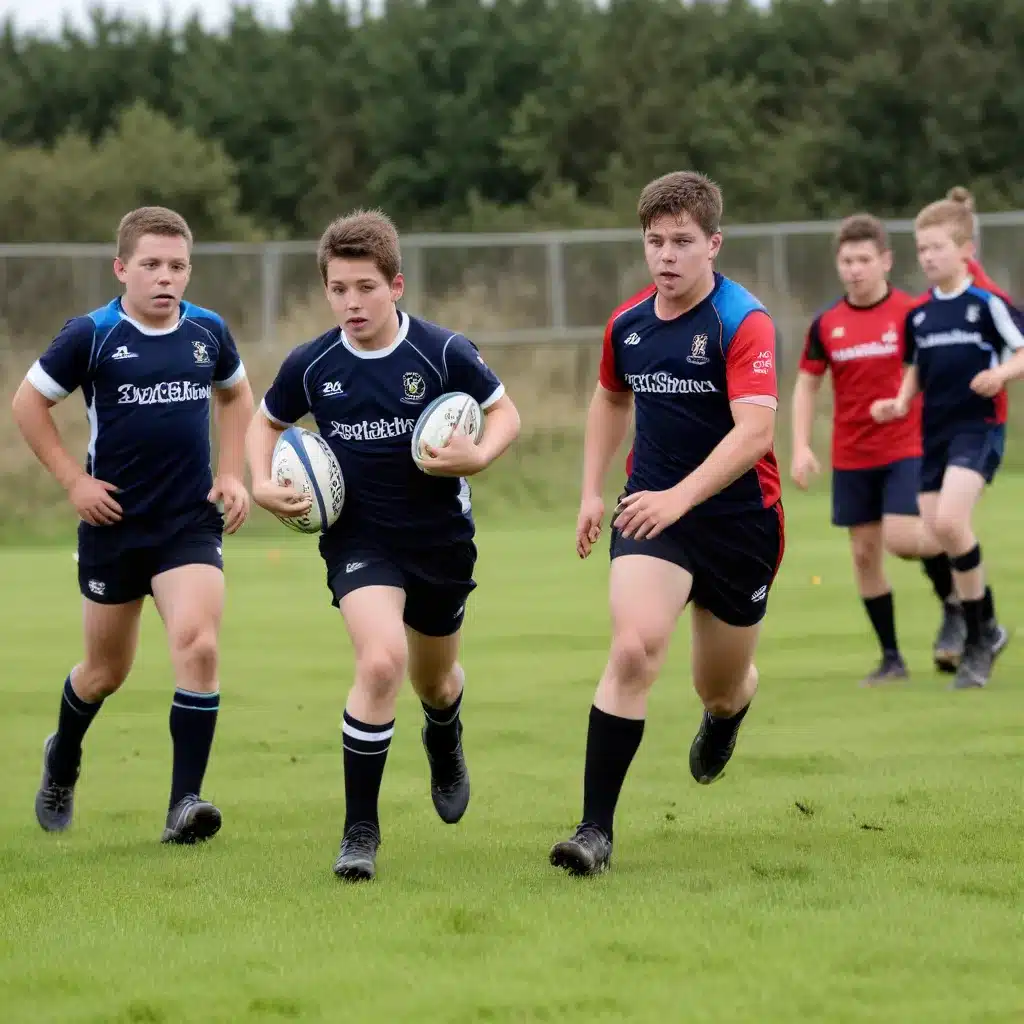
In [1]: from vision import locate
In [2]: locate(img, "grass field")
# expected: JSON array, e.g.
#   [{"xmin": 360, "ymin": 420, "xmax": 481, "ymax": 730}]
[{"xmin": 2, "ymin": 481, "xmax": 1023, "ymax": 1023}]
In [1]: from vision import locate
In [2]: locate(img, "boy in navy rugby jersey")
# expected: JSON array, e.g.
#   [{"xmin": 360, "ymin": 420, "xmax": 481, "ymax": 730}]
[
  {"xmin": 246, "ymin": 210, "xmax": 520, "ymax": 881},
  {"xmin": 549, "ymin": 171, "xmax": 785, "ymax": 876},
  {"xmin": 12, "ymin": 207, "xmax": 253, "ymax": 843},
  {"xmin": 872, "ymin": 196, "xmax": 1024, "ymax": 688}
]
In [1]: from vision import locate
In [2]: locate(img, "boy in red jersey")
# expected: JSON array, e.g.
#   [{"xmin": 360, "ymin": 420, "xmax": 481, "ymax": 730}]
[
  {"xmin": 791, "ymin": 215, "xmax": 961, "ymax": 684},
  {"xmin": 549, "ymin": 171, "xmax": 784, "ymax": 877}
]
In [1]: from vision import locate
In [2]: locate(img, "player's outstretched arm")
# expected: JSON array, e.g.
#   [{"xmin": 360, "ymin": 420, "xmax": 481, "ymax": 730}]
[
  {"xmin": 577, "ymin": 384, "xmax": 632, "ymax": 558},
  {"xmin": 211, "ymin": 379, "xmax": 254, "ymax": 534},
  {"xmin": 11, "ymin": 379, "xmax": 123, "ymax": 526},
  {"xmin": 244, "ymin": 409, "xmax": 312, "ymax": 520},
  {"xmin": 790, "ymin": 371, "xmax": 823, "ymax": 489}
]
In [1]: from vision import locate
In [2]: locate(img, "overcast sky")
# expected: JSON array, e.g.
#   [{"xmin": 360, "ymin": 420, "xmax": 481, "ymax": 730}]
[
  {"xmin": 1, "ymin": 0, "xmax": 769, "ymax": 35},
  {"xmin": 0, "ymin": 0, "xmax": 290, "ymax": 33}
]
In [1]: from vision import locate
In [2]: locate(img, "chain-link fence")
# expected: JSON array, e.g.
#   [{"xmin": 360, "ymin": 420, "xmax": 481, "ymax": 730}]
[
  {"xmin": 2, "ymin": 214, "xmax": 1023, "ymax": 527},
  {"xmin": 3, "ymin": 212, "xmax": 1022, "ymax": 358}
]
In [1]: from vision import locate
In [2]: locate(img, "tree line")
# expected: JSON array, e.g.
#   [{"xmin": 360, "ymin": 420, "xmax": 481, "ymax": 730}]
[{"xmin": 2, "ymin": 0, "xmax": 1023, "ymax": 243}]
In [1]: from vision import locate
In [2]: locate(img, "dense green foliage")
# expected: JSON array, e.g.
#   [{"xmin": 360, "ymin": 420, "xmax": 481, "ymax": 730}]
[{"xmin": 2, "ymin": 0, "xmax": 1023, "ymax": 240}]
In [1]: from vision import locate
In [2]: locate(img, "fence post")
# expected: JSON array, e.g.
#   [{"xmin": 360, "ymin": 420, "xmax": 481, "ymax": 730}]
[
  {"xmin": 403, "ymin": 240, "xmax": 424, "ymax": 315},
  {"xmin": 547, "ymin": 238, "xmax": 567, "ymax": 335},
  {"xmin": 771, "ymin": 227, "xmax": 791, "ymax": 376},
  {"xmin": 261, "ymin": 243, "xmax": 281, "ymax": 347}
]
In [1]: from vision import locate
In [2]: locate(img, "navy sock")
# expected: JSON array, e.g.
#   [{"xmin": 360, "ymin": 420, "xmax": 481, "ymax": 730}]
[
  {"xmin": 863, "ymin": 592, "xmax": 899, "ymax": 657},
  {"xmin": 342, "ymin": 711, "xmax": 393, "ymax": 832},
  {"xmin": 422, "ymin": 686, "xmax": 463, "ymax": 754},
  {"xmin": 982, "ymin": 586, "xmax": 996, "ymax": 625},
  {"xmin": 921, "ymin": 554, "xmax": 954, "ymax": 604},
  {"xmin": 50, "ymin": 674, "xmax": 103, "ymax": 786},
  {"xmin": 962, "ymin": 599, "xmax": 985, "ymax": 647},
  {"xmin": 169, "ymin": 689, "xmax": 219, "ymax": 809},
  {"xmin": 582, "ymin": 705, "xmax": 645, "ymax": 842}
]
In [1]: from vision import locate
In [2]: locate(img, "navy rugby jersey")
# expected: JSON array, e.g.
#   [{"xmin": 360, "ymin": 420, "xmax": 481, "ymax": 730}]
[
  {"xmin": 600, "ymin": 273, "xmax": 781, "ymax": 516},
  {"xmin": 260, "ymin": 311, "xmax": 504, "ymax": 548},
  {"xmin": 28, "ymin": 297, "xmax": 245, "ymax": 530},
  {"xmin": 903, "ymin": 281, "xmax": 1024, "ymax": 437}
]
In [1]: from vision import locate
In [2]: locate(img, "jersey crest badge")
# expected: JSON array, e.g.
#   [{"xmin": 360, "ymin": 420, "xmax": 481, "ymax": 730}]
[
  {"xmin": 687, "ymin": 333, "xmax": 710, "ymax": 366},
  {"xmin": 192, "ymin": 340, "xmax": 213, "ymax": 366},
  {"xmin": 401, "ymin": 371, "xmax": 426, "ymax": 404}
]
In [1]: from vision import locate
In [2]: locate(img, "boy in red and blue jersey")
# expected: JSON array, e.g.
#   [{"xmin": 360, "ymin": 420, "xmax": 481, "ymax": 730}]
[{"xmin": 549, "ymin": 171, "xmax": 784, "ymax": 877}]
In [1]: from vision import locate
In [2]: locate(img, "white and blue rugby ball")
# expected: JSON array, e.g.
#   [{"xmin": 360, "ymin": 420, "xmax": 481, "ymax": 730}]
[
  {"xmin": 411, "ymin": 391, "xmax": 484, "ymax": 470},
  {"xmin": 271, "ymin": 426, "xmax": 345, "ymax": 534}
]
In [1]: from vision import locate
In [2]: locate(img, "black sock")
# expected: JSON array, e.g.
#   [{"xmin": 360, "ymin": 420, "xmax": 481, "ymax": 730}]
[
  {"xmin": 963, "ymin": 598, "xmax": 984, "ymax": 647},
  {"xmin": 422, "ymin": 685, "xmax": 463, "ymax": 754},
  {"xmin": 342, "ymin": 710, "xmax": 393, "ymax": 832},
  {"xmin": 921, "ymin": 554, "xmax": 954, "ymax": 604},
  {"xmin": 581, "ymin": 705, "xmax": 645, "ymax": 842},
  {"xmin": 982, "ymin": 586, "xmax": 996, "ymax": 625},
  {"xmin": 863, "ymin": 592, "xmax": 899, "ymax": 656},
  {"xmin": 169, "ymin": 688, "xmax": 219, "ymax": 809},
  {"xmin": 50, "ymin": 674, "xmax": 103, "ymax": 786},
  {"xmin": 709, "ymin": 701, "xmax": 751, "ymax": 730}
]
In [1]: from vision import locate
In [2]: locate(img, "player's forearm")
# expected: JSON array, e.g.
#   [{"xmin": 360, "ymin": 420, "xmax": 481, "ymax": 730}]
[
  {"xmin": 582, "ymin": 387, "xmax": 631, "ymax": 498},
  {"xmin": 11, "ymin": 381, "xmax": 86, "ymax": 491},
  {"xmin": 997, "ymin": 350, "xmax": 1024, "ymax": 384},
  {"xmin": 214, "ymin": 383, "xmax": 254, "ymax": 480},
  {"xmin": 246, "ymin": 413, "xmax": 284, "ymax": 486},
  {"xmin": 675, "ymin": 416, "xmax": 775, "ymax": 512},
  {"xmin": 476, "ymin": 396, "xmax": 521, "ymax": 466},
  {"xmin": 896, "ymin": 366, "xmax": 920, "ymax": 410},
  {"xmin": 791, "ymin": 374, "xmax": 819, "ymax": 451}
]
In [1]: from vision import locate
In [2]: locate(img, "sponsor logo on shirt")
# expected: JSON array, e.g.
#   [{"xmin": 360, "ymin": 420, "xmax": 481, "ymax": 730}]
[
  {"xmin": 117, "ymin": 382, "xmax": 212, "ymax": 405},
  {"xmin": 753, "ymin": 349, "xmax": 773, "ymax": 375},
  {"xmin": 328, "ymin": 416, "xmax": 416, "ymax": 441},
  {"xmin": 623, "ymin": 372, "xmax": 718, "ymax": 395},
  {"xmin": 831, "ymin": 329, "xmax": 900, "ymax": 362},
  {"xmin": 916, "ymin": 329, "xmax": 984, "ymax": 349}
]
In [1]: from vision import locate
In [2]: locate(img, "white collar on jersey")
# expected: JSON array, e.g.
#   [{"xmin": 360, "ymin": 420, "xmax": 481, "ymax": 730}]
[
  {"xmin": 118, "ymin": 301, "xmax": 184, "ymax": 336},
  {"xmin": 932, "ymin": 276, "xmax": 974, "ymax": 301},
  {"xmin": 340, "ymin": 310, "xmax": 410, "ymax": 359}
]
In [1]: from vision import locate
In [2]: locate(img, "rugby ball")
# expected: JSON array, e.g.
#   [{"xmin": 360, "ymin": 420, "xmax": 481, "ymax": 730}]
[
  {"xmin": 271, "ymin": 426, "xmax": 345, "ymax": 534},
  {"xmin": 411, "ymin": 391, "xmax": 484, "ymax": 470}
]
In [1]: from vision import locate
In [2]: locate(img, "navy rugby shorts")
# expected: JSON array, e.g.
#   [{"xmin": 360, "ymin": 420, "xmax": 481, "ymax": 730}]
[{"xmin": 610, "ymin": 502, "xmax": 785, "ymax": 627}]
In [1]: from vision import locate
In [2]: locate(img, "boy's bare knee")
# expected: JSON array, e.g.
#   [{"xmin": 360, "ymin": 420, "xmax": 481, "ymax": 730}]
[
  {"xmin": 608, "ymin": 626, "xmax": 662, "ymax": 692},
  {"xmin": 356, "ymin": 646, "xmax": 407, "ymax": 703},
  {"xmin": 75, "ymin": 660, "xmax": 130, "ymax": 700},
  {"xmin": 169, "ymin": 624, "xmax": 219, "ymax": 687}
]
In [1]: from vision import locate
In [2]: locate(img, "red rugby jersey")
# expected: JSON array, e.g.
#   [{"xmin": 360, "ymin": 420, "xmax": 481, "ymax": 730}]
[{"xmin": 798, "ymin": 288, "xmax": 922, "ymax": 471}]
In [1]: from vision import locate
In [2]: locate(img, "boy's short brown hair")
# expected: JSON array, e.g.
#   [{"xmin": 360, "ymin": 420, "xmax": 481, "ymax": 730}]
[
  {"xmin": 637, "ymin": 171, "xmax": 723, "ymax": 237},
  {"xmin": 836, "ymin": 213, "xmax": 889, "ymax": 252},
  {"xmin": 317, "ymin": 209, "xmax": 401, "ymax": 284},
  {"xmin": 116, "ymin": 206, "xmax": 193, "ymax": 261},
  {"xmin": 915, "ymin": 191, "xmax": 975, "ymax": 246}
]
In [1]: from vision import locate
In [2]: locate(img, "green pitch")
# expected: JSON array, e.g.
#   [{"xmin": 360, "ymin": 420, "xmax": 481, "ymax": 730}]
[{"xmin": 1, "ymin": 483, "xmax": 1022, "ymax": 1023}]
